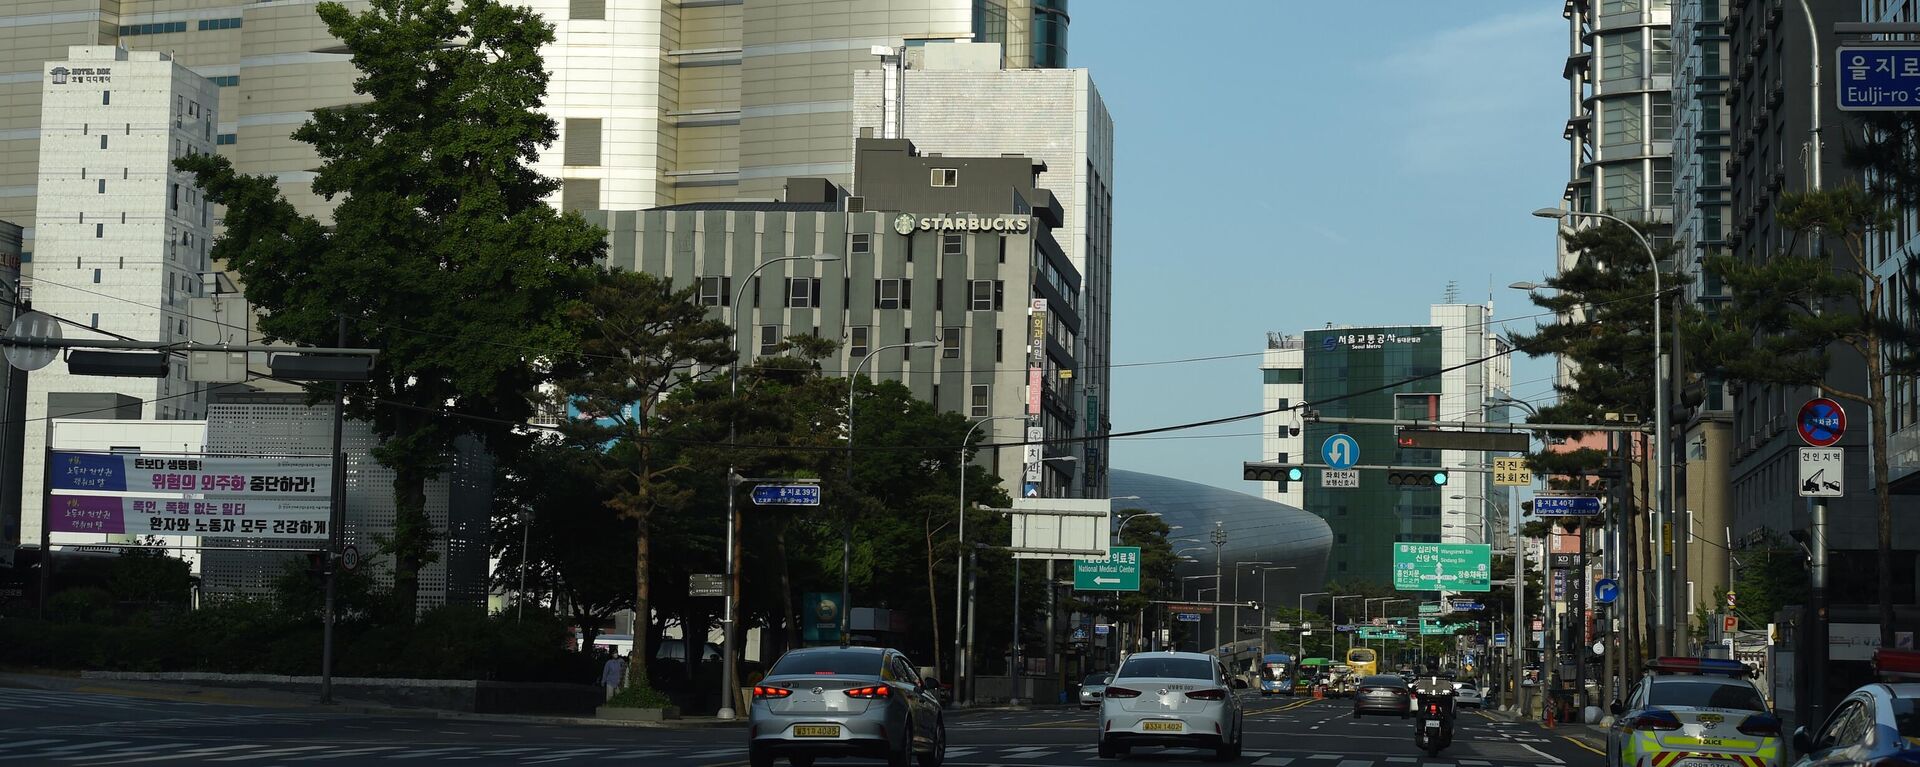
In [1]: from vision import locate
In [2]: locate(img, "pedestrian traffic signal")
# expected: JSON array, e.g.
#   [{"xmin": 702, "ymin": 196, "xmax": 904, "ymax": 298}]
[{"xmin": 1386, "ymin": 469, "xmax": 1448, "ymax": 488}]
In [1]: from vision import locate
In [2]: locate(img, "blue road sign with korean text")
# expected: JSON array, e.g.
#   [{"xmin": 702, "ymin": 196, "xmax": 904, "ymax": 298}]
[
  {"xmin": 1594, "ymin": 578, "xmax": 1620, "ymax": 605},
  {"xmin": 1839, "ymin": 47, "xmax": 1920, "ymax": 111},
  {"xmin": 751, "ymin": 484, "xmax": 821, "ymax": 506},
  {"xmin": 1533, "ymin": 496, "xmax": 1601, "ymax": 517},
  {"xmin": 1321, "ymin": 434, "xmax": 1360, "ymax": 470},
  {"xmin": 1176, "ymin": 613, "xmax": 1201, "ymax": 623}
]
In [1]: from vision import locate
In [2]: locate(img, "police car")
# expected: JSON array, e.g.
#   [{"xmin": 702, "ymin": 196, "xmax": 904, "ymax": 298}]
[
  {"xmin": 1788, "ymin": 649, "xmax": 1920, "ymax": 766},
  {"xmin": 1606, "ymin": 657, "xmax": 1782, "ymax": 767}
]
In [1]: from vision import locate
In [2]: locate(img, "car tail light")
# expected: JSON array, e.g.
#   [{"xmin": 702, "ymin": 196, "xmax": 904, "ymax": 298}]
[
  {"xmin": 1427, "ymin": 703, "xmax": 1439, "ymax": 716},
  {"xmin": 1104, "ymin": 686, "xmax": 1142, "ymax": 698},
  {"xmin": 1876, "ymin": 649, "xmax": 1920, "ymax": 679},
  {"xmin": 1737, "ymin": 714, "xmax": 1782, "ymax": 737},
  {"xmin": 1624, "ymin": 709, "xmax": 1683, "ymax": 731},
  {"xmin": 1186, "ymin": 688, "xmax": 1227, "ymax": 701},
  {"xmin": 753, "ymin": 685, "xmax": 792, "ymax": 699},
  {"xmin": 844, "ymin": 685, "xmax": 892, "ymax": 699}
]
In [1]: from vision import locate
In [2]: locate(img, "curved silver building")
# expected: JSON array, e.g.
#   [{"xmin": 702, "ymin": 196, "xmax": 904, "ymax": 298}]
[{"xmin": 1109, "ymin": 469, "xmax": 1332, "ymax": 615}]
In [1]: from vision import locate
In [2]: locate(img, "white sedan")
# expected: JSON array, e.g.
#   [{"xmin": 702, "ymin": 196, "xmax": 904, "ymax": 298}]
[
  {"xmin": 1098, "ymin": 651, "xmax": 1245, "ymax": 760},
  {"xmin": 1451, "ymin": 681, "xmax": 1483, "ymax": 708}
]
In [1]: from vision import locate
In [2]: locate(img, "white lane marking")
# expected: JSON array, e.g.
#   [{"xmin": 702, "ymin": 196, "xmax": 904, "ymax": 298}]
[
  {"xmin": 58, "ymin": 743, "xmax": 205, "ymax": 762},
  {"xmin": 206, "ymin": 745, "xmax": 334, "ymax": 761},
  {"xmin": 2, "ymin": 740, "xmax": 63, "ymax": 749},
  {"xmin": 109, "ymin": 744, "xmax": 256, "ymax": 764},
  {"xmin": 286, "ymin": 746, "xmax": 404, "ymax": 761},
  {"xmin": 1251, "ymin": 758, "xmax": 1294, "ymax": 766},
  {"xmin": 378, "ymin": 747, "xmax": 473, "ymax": 758},
  {"xmin": 1522, "ymin": 743, "xmax": 1565, "ymax": 764}
]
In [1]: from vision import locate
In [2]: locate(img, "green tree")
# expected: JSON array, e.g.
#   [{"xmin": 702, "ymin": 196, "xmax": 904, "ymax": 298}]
[
  {"xmin": 550, "ymin": 269, "xmax": 734, "ymax": 690},
  {"xmin": 1693, "ymin": 185, "xmax": 1913, "ymax": 645},
  {"xmin": 490, "ymin": 441, "xmax": 635, "ymax": 652},
  {"xmin": 176, "ymin": 0, "xmax": 603, "ymax": 616},
  {"xmin": 1727, "ymin": 530, "xmax": 1809, "ymax": 629}
]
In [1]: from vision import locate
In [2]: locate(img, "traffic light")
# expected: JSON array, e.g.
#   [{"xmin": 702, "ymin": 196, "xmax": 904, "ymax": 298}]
[
  {"xmin": 1386, "ymin": 469, "xmax": 1448, "ymax": 489},
  {"xmin": 1243, "ymin": 453, "xmax": 1303, "ymax": 490}
]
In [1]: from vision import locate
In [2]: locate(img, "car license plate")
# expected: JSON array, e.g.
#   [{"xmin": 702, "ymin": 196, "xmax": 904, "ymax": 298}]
[
  {"xmin": 1424, "ymin": 719, "xmax": 1441, "ymax": 731},
  {"xmin": 1674, "ymin": 760, "xmax": 1736, "ymax": 767},
  {"xmin": 1142, "ymin": 721, "xmax": 1183, "ymax": 732},
  {"xmin": 793, "ymin": 725, "xmax": 841, "ymax": 738}
]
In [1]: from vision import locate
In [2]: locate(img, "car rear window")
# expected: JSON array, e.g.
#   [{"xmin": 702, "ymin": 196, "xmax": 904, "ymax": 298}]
[
  {"xmin": 1648, "ymin": 679, "xmax": 1766, "ymax": 711},
  {"xmin": 1117, "ymin": 657, "xmax": 1214, "ymax": 680},
  {"xmin": 1361, "ymin": 676, "xmax": 1407, "ymax": 688},
  {"xmin": 769, "ymin": 650, "xmax": 882, "ymax": 677}
]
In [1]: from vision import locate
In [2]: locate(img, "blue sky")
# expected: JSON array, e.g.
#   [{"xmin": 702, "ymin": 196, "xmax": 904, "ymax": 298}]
[{"xmin": 1073, "ymin": 2, "xmax": 1569, "ymax": 492}]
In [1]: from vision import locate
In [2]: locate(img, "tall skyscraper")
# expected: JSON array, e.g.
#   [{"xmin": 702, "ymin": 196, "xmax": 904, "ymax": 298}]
[
  {"xmin": 20, "ymin": 46, "xmax": 219, "ymax": 545},
  {"xmin": 0, "ymin": 0, "xmax": 1073, "ymax": 254}
]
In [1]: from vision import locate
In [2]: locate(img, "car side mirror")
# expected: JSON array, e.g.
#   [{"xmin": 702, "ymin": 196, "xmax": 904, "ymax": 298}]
[
  {"xmin": 1609, "ymin": 701, "xmax": 1625, "ymax": 716},
  {"xmin": 1792, "ymin": 726, "xmax": 1813, "ymax": 754}
]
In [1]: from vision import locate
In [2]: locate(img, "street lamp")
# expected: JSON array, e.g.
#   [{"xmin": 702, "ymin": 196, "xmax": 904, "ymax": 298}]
[
  {"xmin": 1534, "ymin": 205, "xmax": 1670, "ymax": 654},
  {"xmin": 1255, "ymin": 566, "xmax": 1296, "ymax": 638},
  {"xmin": 1329, "ymin": 595, "xmax": 1360, "ymax": 660},
  {"xmin": 1116, "ymin": 511, "xmax": 1161, "ymax": 536},
  {"xmin": 954, "ymin": 415, "xmax": 1022, "ymax": 707},
  {"xmin": 843, "ymin": 339, "xmax": 940, "ymax": 643},
  {"xmin": 720, "ymin": 253, "xmax": 839, "ymax": 720},
  {"xmin": 1366, "ymin": 597, "xmax": 1405, "ymax": 654},
  {"xmin": 1297, "ymin": 591, "xmax": 1329, "ymax": 663},
  {"xmin": 1231, "ymin": 561, "xmax": 1272, "ymax": 643}
]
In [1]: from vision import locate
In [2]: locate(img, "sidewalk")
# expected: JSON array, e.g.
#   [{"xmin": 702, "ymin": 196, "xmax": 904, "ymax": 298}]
[{"xmin": 0, "ymin": 671, "xmax": 742, "ymax": 730}]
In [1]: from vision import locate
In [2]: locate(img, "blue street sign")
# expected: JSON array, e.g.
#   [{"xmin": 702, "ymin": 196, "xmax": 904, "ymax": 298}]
[
  {"xmin": 751, "ymin": 484, "xmax": 821, "ymax": 506},
  {"xmin": 1448, "ymin": 599, "xmax": 1483, "ymax": 612},
  {"xmin": 1176, "ymin": 613, "xmax": 1201, "ymax": 623},
  {"xmin": 1594, "ymin": 578, "xmax": 1620, "ymax": 605},
  {"xmin": 1335, "ymin": 624, "xmax": 1355, "ymax": 633},
  {"xmin": 1838, "ymin": 47, "xmax": 1920, "ymax": 111},
  {"xmin": 1322, "ymin": 434, "xmax": 1360, "ymax": 470},
  {"xmin": 1533, "ymin": 496, "xmax": 1601, "ymax": 517},
  {"xmin": 1493, "ymin": 632, "xmax": 1508, "ymax": 648}
]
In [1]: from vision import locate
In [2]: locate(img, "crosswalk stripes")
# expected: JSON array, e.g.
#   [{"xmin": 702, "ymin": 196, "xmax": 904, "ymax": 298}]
[{"xmin": 0, "ymin": 688, "xmax": 207, "ymax": 711}]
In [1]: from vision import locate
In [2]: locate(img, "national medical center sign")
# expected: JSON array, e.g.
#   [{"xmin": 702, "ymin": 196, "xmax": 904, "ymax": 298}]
[{"xmin": 47, "ymin": 452, "xmax": 334, "ymax": 540}]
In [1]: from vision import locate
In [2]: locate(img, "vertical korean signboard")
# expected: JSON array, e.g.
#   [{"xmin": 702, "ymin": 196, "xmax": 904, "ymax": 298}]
[
  {"xmin": 1024, "ymin": 298, "xmax": 1048, "ymax": 498},
  {"xmin": 46, "ymin": 452, "xmax": 334, "ymax": 539}
]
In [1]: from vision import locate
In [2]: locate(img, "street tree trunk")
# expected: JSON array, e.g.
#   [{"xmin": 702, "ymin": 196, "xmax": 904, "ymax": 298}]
[
  {"xmin": 1868, "ymin": 277, "xmax": 1896, "ymax": 649},
  {"xmin": 628, "ymin": 516, "xmax": 652, "ymax": 686},
  {"xmin": 777, "ymin": 518, "xmax": 800, "ymax": 651}
]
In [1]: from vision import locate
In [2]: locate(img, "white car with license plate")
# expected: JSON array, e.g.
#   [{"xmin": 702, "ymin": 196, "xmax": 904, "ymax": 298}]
[
  {"xmin": 748, "ymin": 646, "xmax": 946, "ymax": 767},
  {"xmin": 1097, "ymin": 651, "xmax": 1244, "ymax": 760},
  {"xmin": 1451, "ymin": 681, "xmax": 1483, "ymax": 708}
]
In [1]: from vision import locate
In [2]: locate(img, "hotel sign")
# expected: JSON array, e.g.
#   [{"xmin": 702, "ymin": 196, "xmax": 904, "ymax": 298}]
[
  {"xmin": 49, "ymin": 66, "xmax": 112, "ymax": 85},
  {"xmin": 893, "ymin": 213, "xmax": 1030, "ymax": 235}
]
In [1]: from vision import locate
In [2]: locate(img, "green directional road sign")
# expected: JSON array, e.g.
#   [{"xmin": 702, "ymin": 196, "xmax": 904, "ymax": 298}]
[
  {"xmin": 1418, "ymin": 618, "xmax": 1476, "ymax": 636},
  {"xmin": 1392, "ymin": 543, "xmax": 1492, "ymax": 592},
  {"xmin": 1357, "ymin": 629, "xmax": 1409, "ymax": 641},
  {"xmin": 1074, "ymin": 547, "xmax": 1140, "ymax": 591},
  {"xmin": 1418, "ymin": 602, "xmax": 1443, "ymax": 615}
]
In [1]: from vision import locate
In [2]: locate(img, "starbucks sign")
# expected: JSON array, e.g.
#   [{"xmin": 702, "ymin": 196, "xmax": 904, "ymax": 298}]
[{"xmin": 893, "ymin": 213, "xmax": 1030, "ymax": 235}]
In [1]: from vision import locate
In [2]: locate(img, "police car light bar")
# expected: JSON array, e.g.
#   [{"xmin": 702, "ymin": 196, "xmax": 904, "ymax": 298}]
[
  {"xmin": 1872, "ymin": 648, "xmax": 1920, "ymax": 679},
  {"xmin": 1646, "ymin": 657, "xmax": 1751, "ymax": 677}
]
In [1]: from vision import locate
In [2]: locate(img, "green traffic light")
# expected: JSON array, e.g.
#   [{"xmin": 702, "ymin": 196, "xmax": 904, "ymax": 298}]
[
  {"xmin": 1287, "ymin": 467, "xmax": 1304, "ymax": 481},
  {"xmin": 1433, "ymin": 471, "xmax": 1449, "ymax": 486}
]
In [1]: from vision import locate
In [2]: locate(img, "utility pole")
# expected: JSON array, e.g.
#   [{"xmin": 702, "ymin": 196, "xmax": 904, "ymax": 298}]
[{"xmin": 1211, "ymin": 522, "xmax": 1227, "ymax": 651}]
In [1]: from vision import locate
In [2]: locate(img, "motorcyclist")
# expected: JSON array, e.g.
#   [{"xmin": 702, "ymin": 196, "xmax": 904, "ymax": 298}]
[{"xmin": 1410, "ymin": 663, "xmax": 1456, "ymax": 756}]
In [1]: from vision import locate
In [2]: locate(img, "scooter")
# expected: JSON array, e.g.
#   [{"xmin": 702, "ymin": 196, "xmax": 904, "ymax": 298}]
[{"xmin": 1411, "ymin": 679, "xmax": 1456, "ymax": 757}]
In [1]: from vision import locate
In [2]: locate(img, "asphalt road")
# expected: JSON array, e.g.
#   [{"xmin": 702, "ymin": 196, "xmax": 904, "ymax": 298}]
[{"xmin": 0, "ymin": 687, "xmax": 1604, "ymax": 766}]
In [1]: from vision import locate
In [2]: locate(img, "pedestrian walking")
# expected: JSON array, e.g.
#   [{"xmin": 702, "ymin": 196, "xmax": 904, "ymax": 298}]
[{"xmin": 602, "ymin": 651, "xmax": 627, "ymax": 701}]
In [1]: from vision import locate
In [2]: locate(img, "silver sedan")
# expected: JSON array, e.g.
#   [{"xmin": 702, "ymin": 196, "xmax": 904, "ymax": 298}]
[
  {"xmin": 748, "ymin": 646, "xmax": 946, "ymax": 767},
  {"xmin": 1097, "ymin": 651, "xmax": 1244, "ymax": 760}
]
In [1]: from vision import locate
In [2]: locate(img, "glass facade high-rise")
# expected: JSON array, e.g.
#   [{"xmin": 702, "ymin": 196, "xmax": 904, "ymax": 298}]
[{"xmin": 1300, "ymin": 327, "xmax": 1446, "ymax": 584}]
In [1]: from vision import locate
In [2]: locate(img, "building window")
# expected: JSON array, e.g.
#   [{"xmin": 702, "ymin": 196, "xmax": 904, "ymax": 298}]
[
  {"xmin": 1651, "ymin": 95, "xmax": 1673, "ymax": 141},
  {"xmin": 969, "ymin": 279, "xmax": 1003, "ymax": 310},
  {"xmin": 997, "ymin": 237, "xmax": 1007, "ymax": 263},
  {"xmin": 930, "ymin": 168, "xmax": 958, "ymax": 187},
  {"xmin": 876, "ymin": 278, "xmax": 905, "ymax": 309},
  {"xmin": 970, "ymin": 384, "xmax": 990, "ymax": 417},
  {"xmin": 172, "ymin": 182, "xmax": 180, "ymax": 210},
  {"xmin": 560, "ymin": 178, "xmax": 599, "ymax": 213},
  {"xmin": 93, "ymin": 268, "xmax": 101, "ymax": 284},
  {"xmin": 97, "ymin": 179, "xmax": 105, "ymax": 194},
  {"xmin": 1263, "ymin": 368, "xmax": 1304, "ymax": 384},
  {"xmin": 850, "ymin": 326, "xmax": 870, "ymax": 359},
  {"xmin": 786, "ymin": 277, "xmax": 822, "ymax": 308},
  {"xmin": 1603, "ymin": 166, "xmax": 1645, "ymax": 214},
  {"xmin": 697, "ymin": 276, "xmax": 729, "ymax": 307},
  {"xmin": 850, "ymin": 233, "xmax": 870, "ymax": 255},
  {"xmin": 563, "ymin": 118, "xmax": 602, "ymax": 166},
  {"xmin": 1653, "ymin": 159, "xmax": 1674, "ymax": 209},
  {"xmin": 758, "ymin": 325, "xmax": 781, "ymax": 356},
  {"xmin": 1601, "ymin": 100, "xmax": 1641, "ymax": 146},
  {"xmin": 995, "ymin": 329, "xmax": 1004, "ymax": 362},
  {"xmin": 942, "ymin": 328, "xmax": 962, "ymax": 359},
  {"xmin": 942, "ymin": 233, "xmax": 964, "ymax": 258},
  {"xmin": 90, "ymin": 313, "xmax": 98, "ymax": 328},
  {"xmin": 570, "ymin": 0, "xmax": 606, "ymax": 20},
  {"xmin": 210, "ymin": 75, "xmax": 239, "ymax": 87},
  {"xmin": 1601, "ymin": 34, "xmax": 1643, "ymax": 81},
  {"xmin": 1651, "ymin": 34, "xmax": 1673, "ymax": 77},
  {"xmin": 119, "ymin": 21, "xmax": 187, "ymax": 35},
  {"xmin": 100, "ymin": 134, "xmax": 108, "ymax": 149},
  {"xmin": 95, "ymin": 223, "xmax": 103, "ymax": 238},
  {"xmin": 216, "ymin": 133, "xmax": 236, "ymax": 145},
  {"xmin": 197, "ymin": 17, "xmax": 242, "ymax": 31}
]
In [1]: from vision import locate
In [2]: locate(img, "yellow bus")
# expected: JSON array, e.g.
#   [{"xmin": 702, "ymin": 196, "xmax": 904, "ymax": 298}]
[{"xmin": 1345, "ymin": 647, "xmax": 1378, "ymax": 677}]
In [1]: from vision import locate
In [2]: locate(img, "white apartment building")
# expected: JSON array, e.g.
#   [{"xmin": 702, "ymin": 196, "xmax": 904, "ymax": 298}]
[{"xmin": 21, "ymin": 46, "xmax": 218, "ymax": 545}]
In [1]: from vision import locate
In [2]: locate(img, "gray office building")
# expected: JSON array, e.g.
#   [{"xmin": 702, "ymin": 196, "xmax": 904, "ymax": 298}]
[{"xmin": 596, "ymin": 137, "xmax": 1094, "ymax": 496}]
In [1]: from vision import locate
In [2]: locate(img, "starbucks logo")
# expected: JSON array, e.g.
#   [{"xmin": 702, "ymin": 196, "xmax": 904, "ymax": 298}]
[{"xmin": 893, "ymin": 213, "xmax": 917, "ymax": 236}]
